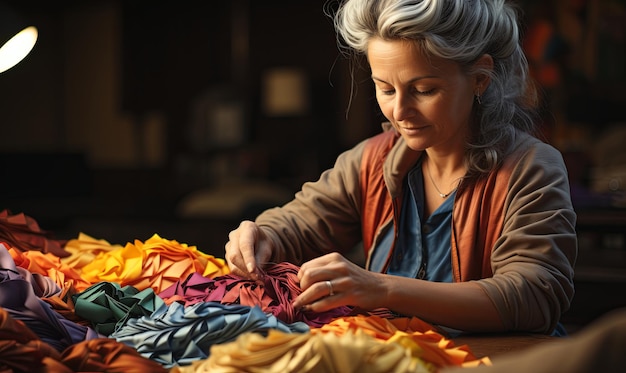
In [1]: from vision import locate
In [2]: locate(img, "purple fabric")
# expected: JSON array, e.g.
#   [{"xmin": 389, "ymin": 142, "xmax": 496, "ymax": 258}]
[{"xmin": 0, "ymin": 243, "xmax": 101, "ymax": 351}]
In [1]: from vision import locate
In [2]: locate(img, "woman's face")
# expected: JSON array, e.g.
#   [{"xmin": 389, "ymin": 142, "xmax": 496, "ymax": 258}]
[{"xmin": 367, "ymin": 37, "xmax": 480, "ymax": 153}]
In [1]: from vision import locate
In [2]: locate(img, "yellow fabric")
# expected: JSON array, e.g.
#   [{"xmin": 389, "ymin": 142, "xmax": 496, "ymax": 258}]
[
  {"xmin": 171, "ymin": 329, "xmax": 435, "ymax": 373},
  {"xmin": 78, "ymin": 234, "xmax": 229, "ymax": 293},
  {"xmin": 169, "ymin": 315, "xmax": 490, "ymax": 372},
  {"xmin": 61, "ymin": 232, "xmax": 123, "ymax": 271},
  {"xmin": 312, "ymin": 315, "xmax": 491, "ymax": 368}
]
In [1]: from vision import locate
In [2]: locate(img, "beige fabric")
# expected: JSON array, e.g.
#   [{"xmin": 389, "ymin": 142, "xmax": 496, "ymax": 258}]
[{"xmin": 171, "ymin": 329, "xmax": 435, "ymax": 373}]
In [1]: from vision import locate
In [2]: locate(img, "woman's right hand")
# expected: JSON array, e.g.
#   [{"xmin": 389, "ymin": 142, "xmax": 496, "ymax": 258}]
[{"xmin": 224, "ymin": 220, "xmax": 274, "ymax": 279}]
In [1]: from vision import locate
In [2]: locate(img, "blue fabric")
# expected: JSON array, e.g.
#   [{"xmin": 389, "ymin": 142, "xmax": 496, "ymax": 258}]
[
  {"xmin": 110, "ymin": 301, "xmax": 309, "ymax": 368},
  {"xmin": 369, "ymin": 162, "xmax": 453, "ymax": 282},
  {"xmin": 368, "ymin": 224, "xmax": 394, "ymax": 273},
  {"xmin": 386, "ymin": 179, "xmax": 423, "ymax": 278}
]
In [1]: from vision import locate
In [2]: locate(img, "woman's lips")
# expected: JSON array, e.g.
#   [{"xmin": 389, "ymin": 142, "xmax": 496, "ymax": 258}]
[{"xmin": 399, "ymin": 125, "xmax": 428, "ymax": 135}]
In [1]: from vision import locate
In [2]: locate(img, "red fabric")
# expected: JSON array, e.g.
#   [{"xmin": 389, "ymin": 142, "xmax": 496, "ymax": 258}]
[{"xmin": 159, "ymin": 262, "xmax": 353, "ymax": 327}]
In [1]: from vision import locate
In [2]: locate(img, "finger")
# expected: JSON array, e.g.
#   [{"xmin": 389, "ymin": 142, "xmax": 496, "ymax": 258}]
[
  {"xmin": 298, "ymin": 255, "xmax": 331, "ymax": 275},
  {"xmin": 298, "ymin": 259, "xmax": 344, "ymax": 291},
  {"xmin": 224, "ymin": 240, "xmax": 247, "ymax": 275},
  {"xmin": 293, "ymin": 279, "xmax": 337, "ymax": 310},
  {"xmin": 237, "ymin": 221, "xmax": 259, "ymax": 274}
]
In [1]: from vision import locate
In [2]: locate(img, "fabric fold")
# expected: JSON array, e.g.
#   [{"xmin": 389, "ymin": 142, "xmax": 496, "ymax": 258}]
[
  {"xmin": 110, "ymin": 301, "xmax": 309, "ymax": 368},
  {"xmin": 159, "ymin": 262, "xmax": 353, "ymax": 327}
]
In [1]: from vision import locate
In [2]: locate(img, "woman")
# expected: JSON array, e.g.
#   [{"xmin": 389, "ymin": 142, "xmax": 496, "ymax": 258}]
[{"xmin": 225, "ymin": 0, "xmax": 577, "ymax": 334}]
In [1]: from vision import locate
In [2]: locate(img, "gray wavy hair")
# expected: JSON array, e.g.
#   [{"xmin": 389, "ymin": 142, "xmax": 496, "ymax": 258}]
[{"xmin": 333, "ymin": 0, "xmax": 539, "ymax": 175}]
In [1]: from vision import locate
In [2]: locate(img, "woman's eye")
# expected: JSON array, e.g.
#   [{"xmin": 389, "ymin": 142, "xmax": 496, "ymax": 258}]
[
  {"xmin": 376, "ymin": 85, "xmax": 434, "ymax": 96},
  {"xmin": 414, "ymin": 87, "xmax": 435, "ymax": 95}
]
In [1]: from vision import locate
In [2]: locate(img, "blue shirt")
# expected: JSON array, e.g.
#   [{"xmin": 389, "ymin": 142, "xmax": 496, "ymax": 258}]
[{"xmin": 369, "ymin": 161, "xmax": 454, "ymax": 282}]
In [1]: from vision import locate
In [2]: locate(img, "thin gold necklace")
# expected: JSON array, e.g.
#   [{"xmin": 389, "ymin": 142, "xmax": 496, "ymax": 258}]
[{"xmin": 425, "ymin": 161, "xmax": 459, "ymax": 198}]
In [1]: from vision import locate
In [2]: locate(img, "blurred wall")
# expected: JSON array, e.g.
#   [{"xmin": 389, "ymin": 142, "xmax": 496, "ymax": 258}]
[{"xmin": 1, "ymin": 0, "xmax": 625, "ymax": 241}]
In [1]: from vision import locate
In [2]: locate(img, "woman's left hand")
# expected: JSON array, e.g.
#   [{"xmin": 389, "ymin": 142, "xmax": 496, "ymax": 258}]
[{"xmin": 292, "ymin": 252, "xmax": 386, "ymax": 312}]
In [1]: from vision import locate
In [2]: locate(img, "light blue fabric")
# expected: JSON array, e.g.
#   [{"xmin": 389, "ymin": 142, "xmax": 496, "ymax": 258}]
[{"xmin": 110, "ymin": 301, "xmax": 309, "ymax": 368}]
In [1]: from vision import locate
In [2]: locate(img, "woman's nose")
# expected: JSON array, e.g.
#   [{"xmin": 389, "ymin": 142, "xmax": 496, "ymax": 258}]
[{"xmin": 393, "ymin": 93, "xmax": 414, "ymax": 122}]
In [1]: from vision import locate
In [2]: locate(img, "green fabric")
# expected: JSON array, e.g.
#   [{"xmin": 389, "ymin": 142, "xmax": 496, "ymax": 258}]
[{"xmin": 73, "ymin": 282, "xmax": 165, "ymax": 336}]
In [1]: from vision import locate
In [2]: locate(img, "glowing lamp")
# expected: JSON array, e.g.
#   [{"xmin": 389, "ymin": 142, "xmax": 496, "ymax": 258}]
[{"xmin": 0, "ymin": 4, "xmax": 38, "ymax": 73}]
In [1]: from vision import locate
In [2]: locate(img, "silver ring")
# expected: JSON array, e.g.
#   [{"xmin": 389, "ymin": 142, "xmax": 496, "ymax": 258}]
[{"xmin": 326, "ymin": 280, "xmax": 334, "ymax": 296}]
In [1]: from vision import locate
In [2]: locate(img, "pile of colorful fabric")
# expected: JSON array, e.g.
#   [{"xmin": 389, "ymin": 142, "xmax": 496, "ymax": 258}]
[{"xmin": 0, "ymin": 209, "xmax": 490, "ymax": 372}]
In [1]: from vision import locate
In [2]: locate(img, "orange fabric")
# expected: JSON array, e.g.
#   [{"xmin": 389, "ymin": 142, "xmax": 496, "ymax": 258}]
[
  {"xmin": 450, "ymin": 147, "xmax": 525, "ymax": 282},
  {"xmin": 358, "ymin": 133, "xmax": 520, "ymax": 282},
  {"xmin": 40, "ymin": 284, "xmax": 93, "ymax": 327},
  {"xmin": 359, "ymin": 130, "xmax": 399, "ymax": 255},
  {"xmin": 8, "ymin": 246, "xmax": 92, "ymax": 292}
]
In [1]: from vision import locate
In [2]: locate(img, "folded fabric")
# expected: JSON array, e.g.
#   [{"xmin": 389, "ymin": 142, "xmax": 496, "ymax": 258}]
[
  {"xmin": 0, "ymin": 307, "xmax": 67, "ymax": 372},
  {"xmin": 0, "ymin": 243, "xmax": 100, "ymax": 352},
  {"xmin": 73, "ymin": 281, "xmax": 166, "ymax": 336},
  {"xmin": 159, "ymin": 262, "xmax": 353, "ymax": 327},
  {"xmin": 0, "ymin": 307, "xmax": 167, "ymax": 373},
  {"xmin": 110, "ymin": 301, "xmax": 309, "ymax": 368},
  {"xmin": 9, "ymin": 245, "xmax": 91, "ymax": 292},
  {"xmin": 0, "ymin": 209, "xmax": 68, "ymax": 257},
  {"xmin": 61, "ymin": 337, "xmax": 169, "ymax": 373},
  {"xmin": 173, "ymin": 315, "xmax": 490, "ymax": 372},
  {"xmin": 61, "ymin": 232, "xmax": 123, "ymax": 272},
  {"xmin": 312, "ymin": 314, "xmax": 490, "ymax": 368},
  {"xmin": 171, "ymin": 328, "xmax": 436, "ymax": 373},
  {"xmin": 79, "ymin": 234, "xmax": 229, "ymax": 294}
]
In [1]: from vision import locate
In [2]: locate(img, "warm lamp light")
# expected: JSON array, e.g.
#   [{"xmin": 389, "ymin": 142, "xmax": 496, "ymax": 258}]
[
  {"xmin": 0, "ymin": 26, "xmax": 38, "ymax": 73},
  {"xmin": 0, "ymin": 4, "xmax": 38, "ymax": 73}
]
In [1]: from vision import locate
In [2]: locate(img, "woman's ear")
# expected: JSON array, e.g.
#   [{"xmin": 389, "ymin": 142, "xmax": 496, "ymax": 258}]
[{"xmin": 473, "ymin": 54, "xmax": 494, "ymax": 95}]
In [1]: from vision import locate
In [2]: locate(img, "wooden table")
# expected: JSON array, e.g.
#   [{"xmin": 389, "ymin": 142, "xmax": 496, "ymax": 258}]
[{"xmin": 453, "ymin": 333, "xmax": 557, "ymax": 359}]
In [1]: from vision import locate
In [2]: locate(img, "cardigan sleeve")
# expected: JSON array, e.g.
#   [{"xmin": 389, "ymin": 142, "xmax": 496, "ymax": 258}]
[
  {"xmin": 255, "ymin": 139, "xmax": 368, "ymax": 265},
  {"xmin": 476, "ymin": 138, "xmax": 577, "ymax": 333}
]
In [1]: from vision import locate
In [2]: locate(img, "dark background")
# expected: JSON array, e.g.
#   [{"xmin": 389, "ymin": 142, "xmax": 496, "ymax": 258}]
[{"xmin": 1, "ymin": 0, "xmax": 625, "ymax": 332}]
